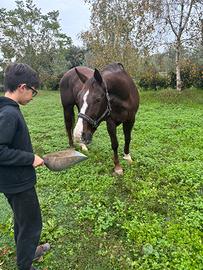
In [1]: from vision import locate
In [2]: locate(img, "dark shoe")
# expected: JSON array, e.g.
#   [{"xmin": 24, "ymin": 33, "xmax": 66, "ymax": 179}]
[{"xmin": 33, "ymin": 243, "xmax": 50, "ymax": 261}]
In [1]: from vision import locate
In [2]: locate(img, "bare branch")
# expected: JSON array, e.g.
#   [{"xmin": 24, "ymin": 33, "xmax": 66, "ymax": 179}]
[
  {"xmin": 165, "ymin": 0, "xmax": 178, "ymax": 37},
  {"xmin": 180, "ymin": 0, "xmax": 196, "ymax": 35}
]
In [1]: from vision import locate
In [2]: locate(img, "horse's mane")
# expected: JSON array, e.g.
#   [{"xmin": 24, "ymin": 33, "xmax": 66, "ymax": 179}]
[{"xmin": 102, "ymin": 62, "xmax": 124, "ymax": 73}]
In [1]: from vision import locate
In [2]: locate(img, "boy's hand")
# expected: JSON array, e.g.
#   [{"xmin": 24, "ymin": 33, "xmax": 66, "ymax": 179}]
[{"xmin": 33, "ymin": 154, "xmax": 44, "ymax": 167}]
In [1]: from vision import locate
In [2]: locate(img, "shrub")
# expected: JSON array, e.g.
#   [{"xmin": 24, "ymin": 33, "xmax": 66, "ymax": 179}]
[
  {"xmin": 193, "ymin": 66, "xmax": 203, "ymax": 89},
  {"xmin": 42, "ymin": 73, "xmax": 64, "ymax": 91},
  {"xmin": 156, "ymin": 74, "xmax": 170, "ymax": 89},
  {"xmin": 138, "ymin": 72, "xmax": 170, "ymax": 90},
  {"xmin": 169, "ymin": 60, "xmax": 202, "ymax": 89}
]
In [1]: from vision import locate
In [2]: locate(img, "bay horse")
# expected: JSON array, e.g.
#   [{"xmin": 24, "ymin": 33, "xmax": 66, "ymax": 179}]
[{"xmin": 59, "ymin": 63, "xmax": 139, "ymax": 175}]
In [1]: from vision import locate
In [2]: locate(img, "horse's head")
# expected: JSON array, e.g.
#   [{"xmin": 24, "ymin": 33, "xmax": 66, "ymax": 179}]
[{"xmin": 73, "ymin": 68, "xmax": 111, "ymax": 145}]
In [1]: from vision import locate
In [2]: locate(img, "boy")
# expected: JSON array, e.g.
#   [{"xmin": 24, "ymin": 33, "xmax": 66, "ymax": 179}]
[{"xmin": 0, "ymin": 63, "xmax": 49, "ymax": 270}]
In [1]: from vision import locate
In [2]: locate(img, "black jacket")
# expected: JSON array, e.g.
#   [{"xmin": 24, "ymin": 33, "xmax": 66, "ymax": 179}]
[{"xmin": 0, "ymin": 97, "xmax": 36, "ymax": 193}]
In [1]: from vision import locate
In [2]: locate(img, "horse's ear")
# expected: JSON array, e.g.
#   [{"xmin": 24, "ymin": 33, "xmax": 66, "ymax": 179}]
[
  {"xmin": 94, "ymin": 68, "xmax": 103, "ymax": 85},
  {"xmin": 75, "ymin": 68, "xmax": 88, "ymax": 84}
]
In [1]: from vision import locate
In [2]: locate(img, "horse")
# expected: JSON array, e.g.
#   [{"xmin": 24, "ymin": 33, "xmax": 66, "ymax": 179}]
[{"xmin": 59, "ymin": 63, "xmax": 139, "ymax": 175}]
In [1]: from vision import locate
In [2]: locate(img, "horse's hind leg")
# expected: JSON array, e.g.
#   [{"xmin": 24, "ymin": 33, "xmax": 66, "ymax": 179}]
[
  {"xmin": 123, "ymin": 119, "xmax": 135, "ymax": 164},
  {"xmin": 106, "ymin": 120, "xmax": 123, "ymax": 175},
  {"xmin": 63, "ymin": 105, "xmax": 75, "ymax": 147}
]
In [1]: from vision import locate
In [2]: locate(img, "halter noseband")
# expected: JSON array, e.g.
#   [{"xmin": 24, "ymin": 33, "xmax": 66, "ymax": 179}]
[{"xmin": 78, "ymin": 83, "xmax": 111, "ymax": 128}]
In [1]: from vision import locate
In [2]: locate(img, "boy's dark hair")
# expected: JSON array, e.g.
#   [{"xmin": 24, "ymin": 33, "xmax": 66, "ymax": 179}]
[{"xmin": 4, "ymin": 63, "xmax": 40, "ymax": 92}]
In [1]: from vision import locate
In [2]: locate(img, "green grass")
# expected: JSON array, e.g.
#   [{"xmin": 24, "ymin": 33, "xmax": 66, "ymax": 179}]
[{"xmin": 0, "ymin": 89, "xmax": 203, "ymax": 270}]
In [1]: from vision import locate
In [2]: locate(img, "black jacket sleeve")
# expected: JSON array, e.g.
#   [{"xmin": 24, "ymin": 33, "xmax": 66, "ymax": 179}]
[{"xmin": 0, "ymin": 111, "xmax": 34, "ymax": 166}]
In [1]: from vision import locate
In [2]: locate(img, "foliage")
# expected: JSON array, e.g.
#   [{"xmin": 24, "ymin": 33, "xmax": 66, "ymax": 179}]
[
  {"xmin": 40, "ymin": 46, "xmax": 86, "ymax": 90},
  {"xmin": 138, "ymin": 58, "xmax": 203, "ymax": 90},
  {"xmin": 41, "ymin": 73, "xmax": 64, "ymax": 91},
  {"xmin": 139, "ymin": 74, "xmax": 170, "ymax": 90},
  {"xmin": 82, "ymin": 0, "xmax": 141, "ymax": 74},
  {"xmin": 65, "ymin": 45, "xmax": 86, "ymax": 69},
  {"xmin": 180, "ymin": 60, "xmax": 203, "ymax": 89},
  {"xmin": 138, "ymin": 65, "xmax": 170, "ymax": 90},
  {"xmin": 82, "ymin": 0, "xmax": 202, "ymax": 91},
  {"xmin": 157, "ymin": 0, "xmax": 203, "ymax": 48},
  {"xmin": 169, "ymin": 60, "xmax": 203, "ymax": 89},
  {"xmin": 0, "ymin": 89, "xmax": 203, "ymax": 269},
  {"xmin": 0, "ymin": 0, "xmax": 71, "ymax": 84}
]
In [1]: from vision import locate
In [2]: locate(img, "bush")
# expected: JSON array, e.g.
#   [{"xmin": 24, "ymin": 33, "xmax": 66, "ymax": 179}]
[
  {"xmin": 139, "ymin": 60, "xmax": 203, "ymax": 90},
  {"xmin": 156, "ymin": 74, "xmax": 170, "ymax": 88},
  {"xmin": 169, "ymin": 60, "xmax": 203, "ymax": 89},
  {"xmin": 138, "ymin": 72, "xmax": 170, "ymax": 90},
  {"xmin": 193, "ymin": 66, "xmax": 203, "ymax": 89},
  {"xmin": 42, "ymin": 73, "xmax": 64, "ymax": 91}
]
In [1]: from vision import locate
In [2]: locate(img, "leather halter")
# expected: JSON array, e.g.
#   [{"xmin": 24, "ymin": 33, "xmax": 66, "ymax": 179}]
[{"xmin": 78, "ymin": 83, "xmax": 111, "ymax": 128}]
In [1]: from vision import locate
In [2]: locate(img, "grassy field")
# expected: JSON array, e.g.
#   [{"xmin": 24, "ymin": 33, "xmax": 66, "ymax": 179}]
[{"xmin": 0, "ymin": 89, "xmax": 203, "ymax": 270}]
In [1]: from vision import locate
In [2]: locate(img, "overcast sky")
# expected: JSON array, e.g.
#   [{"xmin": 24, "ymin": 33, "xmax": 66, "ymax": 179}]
[{"xmin": 1, "ymin": 0, "xmax": 91, "ymax": 46}]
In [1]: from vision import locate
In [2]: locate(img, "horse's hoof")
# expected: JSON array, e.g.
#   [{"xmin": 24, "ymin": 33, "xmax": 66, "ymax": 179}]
[
  {"xmin": 114, "ymin": 167, "xmax": 123, "ymax": 176},
  {"xmin": 123, "ymin": 154, "xmax": 133, "ymax": 164},
  {"xmin": 80, "ymin": 143, "xmax": 88, "ymax": 151}
]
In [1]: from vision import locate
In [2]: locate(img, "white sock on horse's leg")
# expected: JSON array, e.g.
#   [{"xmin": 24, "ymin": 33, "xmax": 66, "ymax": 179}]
[
  {"xmin": 80, "ymin": 143, "xmax": 88, "ymax": 151},
  {"xmin": 123, "ymin": 153, "xmax": 133, "ymax": 163}
]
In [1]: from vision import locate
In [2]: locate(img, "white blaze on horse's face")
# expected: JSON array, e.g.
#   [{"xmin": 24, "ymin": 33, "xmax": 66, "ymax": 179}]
[{"xmin": 73, "ymin": 90, "xmax": 89, "ymax": 142}]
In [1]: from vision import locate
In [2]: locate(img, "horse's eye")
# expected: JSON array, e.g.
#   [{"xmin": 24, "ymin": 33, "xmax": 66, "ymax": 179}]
[{"xmin": 95, "ymin": 98, "xmax": 101, "ymax": 103}]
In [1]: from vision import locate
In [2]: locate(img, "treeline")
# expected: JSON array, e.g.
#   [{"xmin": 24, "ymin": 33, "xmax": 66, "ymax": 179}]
[
  {"xmin": 0, "ymin": 0, "xmax": 86, "ymax": 90},
  {"xmin": 0, "ymin": 0, "xmax": 202, "ymax": 91},
  {"xmin": 81, "ymin": 0, "xmax": 203, "ymax": 91}
]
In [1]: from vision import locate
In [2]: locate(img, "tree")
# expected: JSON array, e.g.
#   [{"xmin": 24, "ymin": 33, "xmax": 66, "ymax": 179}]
[
  {"xmin": 82, "ymin": 0, "xmax": 141, "ymax": 75},
  {"xmin": 158, "ymin": 0, "xmax": 203, "ymax": 91},
  {"xmin": 83, "ymin": 0, "xmax": 202, "ymax": 90},
  {"xmin": 0, "ymin": 0, "xmax": 72, "ymax": 84},
  {"xmin": 65, "ymin": 45, "xmax": 86, "ymax": 69}
]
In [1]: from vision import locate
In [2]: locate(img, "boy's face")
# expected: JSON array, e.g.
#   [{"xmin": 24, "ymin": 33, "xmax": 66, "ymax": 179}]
[{"xmin": 17, "ymin": 84, "xmax": 37, "ymax": 105}]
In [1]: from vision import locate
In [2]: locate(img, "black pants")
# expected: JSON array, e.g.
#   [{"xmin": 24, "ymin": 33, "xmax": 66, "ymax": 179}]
[{"xmin": 4, "ymin": 187, "xmax": 42, "ymax": 270}]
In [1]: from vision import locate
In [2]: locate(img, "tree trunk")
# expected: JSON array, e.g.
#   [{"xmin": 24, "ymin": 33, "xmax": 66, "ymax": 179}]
[{"xmin": 175, "ymin": 40, "xmax": 182, "ymax": 92}]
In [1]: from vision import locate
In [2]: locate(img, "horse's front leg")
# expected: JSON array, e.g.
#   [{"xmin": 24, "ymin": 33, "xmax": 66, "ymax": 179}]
[
  {"xmin": 123, "ymin": 119, "xmax": 135, "ymax": 164},
  {"xmin": 63, "ymin": 105, "xmax": 75, "ymax": 147},
  {"xmin": 106, "ymin": 120, "xmax": 123, "ymax": 175}
]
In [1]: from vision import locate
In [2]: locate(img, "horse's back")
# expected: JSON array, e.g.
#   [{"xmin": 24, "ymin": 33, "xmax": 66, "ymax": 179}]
[{"xmin": 102, "ymin": 63, "xmax": 139, "ymax": 113}]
